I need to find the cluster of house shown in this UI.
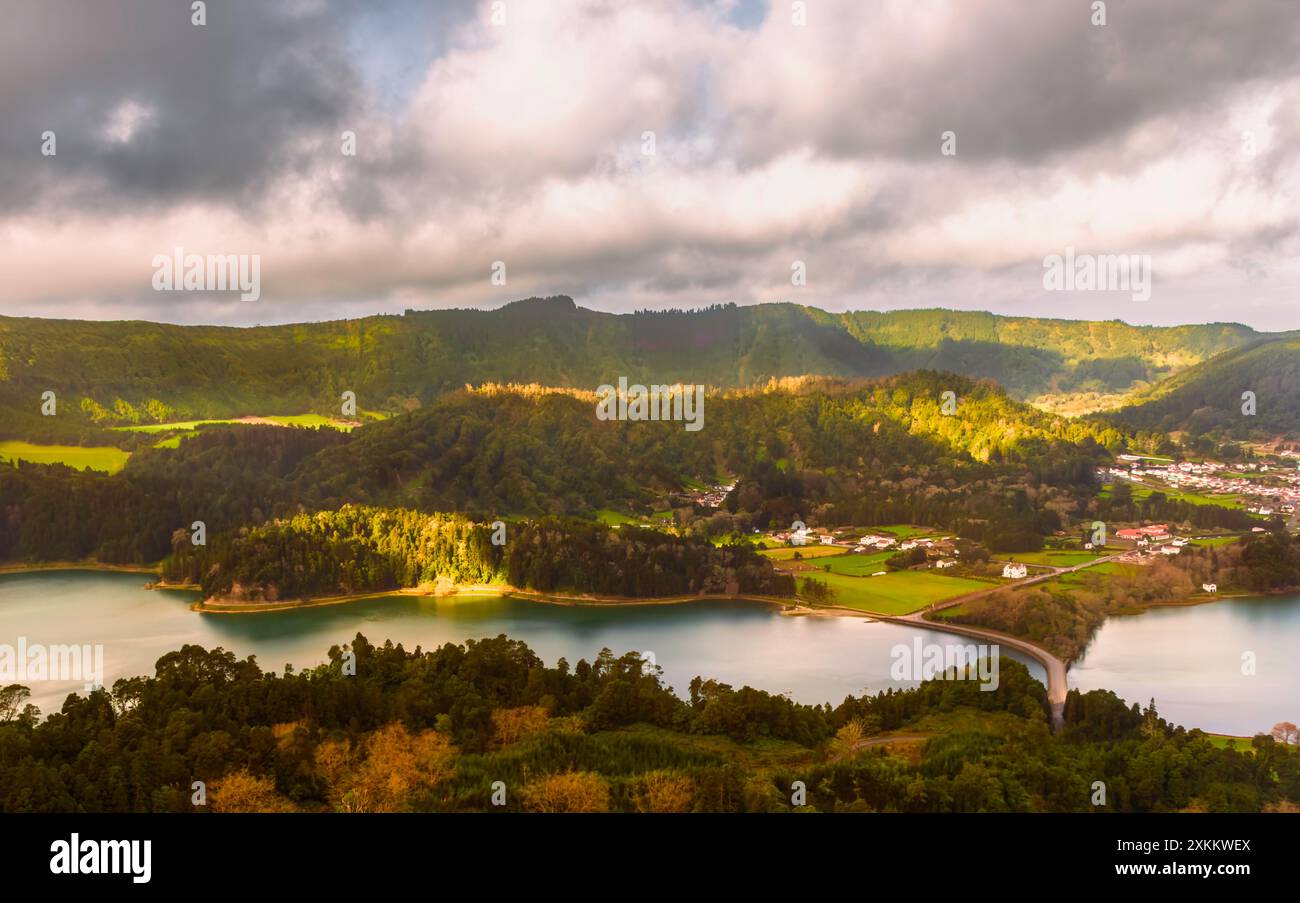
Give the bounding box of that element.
[683,480,737,509]
[768,527,960,571]
[1104,457,1300,516]
[1113,525,1224,594]
[1112,523,1190,559]
[769,525,840,546]
[866,533,960,570]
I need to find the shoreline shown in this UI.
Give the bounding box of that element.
[0,564,1271,741]
[192,583,809,614]
[0,561,159,576]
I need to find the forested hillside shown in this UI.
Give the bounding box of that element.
[0,373,1124,564]
[0,300,1259,443]
[1111,336,1300,439]
[1,637,1294,813]
[162,506,795,602]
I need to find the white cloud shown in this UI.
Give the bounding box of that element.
[3,0,1300,328]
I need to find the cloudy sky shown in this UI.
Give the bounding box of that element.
[2,0,1299,329]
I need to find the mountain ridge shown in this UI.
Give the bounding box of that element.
[0,298,1264,443]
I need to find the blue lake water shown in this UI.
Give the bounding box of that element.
[0,571,1042,715]
[4,571,1295,736]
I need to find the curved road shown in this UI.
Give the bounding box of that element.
[837,556,1123,731]
[878,610,1068,730]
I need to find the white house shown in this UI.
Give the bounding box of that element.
[1202,583,1218,593]
[1159,545,1181,555]
[1002,563,1028,579]
[935,559,957,569]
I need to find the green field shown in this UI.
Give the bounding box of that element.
[113,414,358,434]
[816,551,895,575]
[0,441,131,474]
[1051,560,1141,588]
[809,570,989,615]
[1205,734,1256,753]
[595,509,641,526]
[1190,536,1241,548]
[1099,482,1243,509]
[1002,550,1106,567]
[761,545,846,561]
[875,524,938,539]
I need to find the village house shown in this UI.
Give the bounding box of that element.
[1002,562,1028,579]
[1202,583,1218,593]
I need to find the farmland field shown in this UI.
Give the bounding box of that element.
[761,545,847,561]
[1002,550,1106,567]
[113,414,359,434]
[815,551,895,575]
[0,441,131,474]
[1098,482,1243,509]
[875,524,939,539]
[809,570,990,615]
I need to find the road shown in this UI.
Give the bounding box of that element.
[875,609,1070,730]
[864,555,1126,731]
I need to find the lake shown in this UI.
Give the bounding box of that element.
[0,570,1041,715]
[1068,595,1300,737]
[3,571,1296,736]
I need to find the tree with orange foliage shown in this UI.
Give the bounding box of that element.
[315,724,456,813]
[210,769,297,813]
[491,705,550,746]
[636,771,695,813]
[521,771,610,813]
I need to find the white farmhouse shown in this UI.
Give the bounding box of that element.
[1202,583,1218,593]
[1002,563,1028,579]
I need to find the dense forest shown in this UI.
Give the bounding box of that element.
[0,300,1261,444]
[0,636,1294,813]
[0,374,1123,564]
[162,506,795,601]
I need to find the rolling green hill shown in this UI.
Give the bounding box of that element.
[0,299,1260,443]
[0,373,1119,565]
[1110,335,1300,439]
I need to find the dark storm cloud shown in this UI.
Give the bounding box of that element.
[1,0,1298,330]
[0,0,364,213]
[727,0,1300,166]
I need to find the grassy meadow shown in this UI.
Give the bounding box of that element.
[0,440,131,474]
